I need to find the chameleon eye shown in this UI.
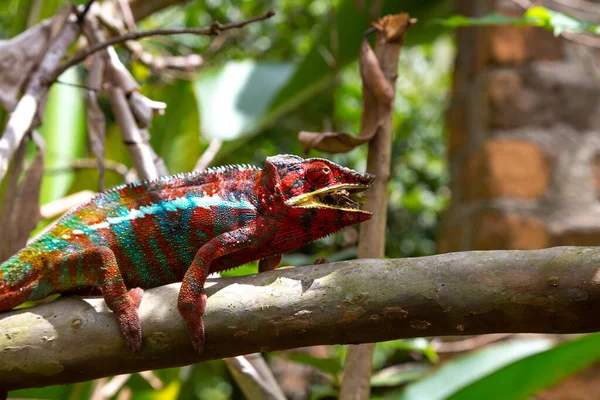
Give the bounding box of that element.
[307,164,331,183]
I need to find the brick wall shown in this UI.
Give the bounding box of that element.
[439,0,600,253]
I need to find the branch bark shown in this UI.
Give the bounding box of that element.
[2,247,600,391]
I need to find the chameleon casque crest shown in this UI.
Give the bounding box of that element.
[0,155,374,352]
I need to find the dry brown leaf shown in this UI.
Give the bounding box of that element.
[298,131,369,154]
[86,54,107,191]
[0,132,45,261]
[0,6,70,112]
[372,14,416,43]
[298,14,413,154]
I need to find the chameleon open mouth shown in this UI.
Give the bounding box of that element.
[285,184,371,213]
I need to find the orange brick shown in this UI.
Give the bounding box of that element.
[438,223,464,254]
[489,25,563,65]
[465,140,550,200]
[473,211,548,250]
[487,69,522,108]
[592,154,600,199]
[446,101,467,160]
[552,230,600,247]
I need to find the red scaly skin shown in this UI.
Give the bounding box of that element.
[0,155,374,352]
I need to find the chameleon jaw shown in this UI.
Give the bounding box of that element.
[285,184,371,214]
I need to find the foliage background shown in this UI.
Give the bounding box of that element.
[3,0,597,399]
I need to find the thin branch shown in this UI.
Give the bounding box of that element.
[194,138,223,171]
[38,190,96,220]
[51,10,275,81]
[3,247,600,391]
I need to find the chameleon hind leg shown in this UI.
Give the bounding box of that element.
[178,227,256,352]
[55,247,144,351]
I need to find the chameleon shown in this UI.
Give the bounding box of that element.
[0,154,374,352]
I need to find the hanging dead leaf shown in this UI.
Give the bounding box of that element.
[86,54,107,191]
[0,132,45,261]
[0,5,70,112]
[298,14,413,154]
[298,131,369,154]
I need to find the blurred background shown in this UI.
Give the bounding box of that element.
[3,0,600,398]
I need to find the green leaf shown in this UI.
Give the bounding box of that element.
[399,338,554,400]
[449,333,600,400]
[145,79,202,173]
[285,352,344,377]
[438,6,600,37]
[194,60,294,141]
[39,68,86,203]
[435,13,526,28]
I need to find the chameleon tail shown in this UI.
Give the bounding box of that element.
[0,254,40,312]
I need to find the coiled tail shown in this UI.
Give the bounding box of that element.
[0,253,42,312]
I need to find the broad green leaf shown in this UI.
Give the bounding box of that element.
[435,13,526,28]
[145,79,202,173]
[39,68,86,203]
[194,61,294,141]
[399,338,554,400]
[450,333,600,400]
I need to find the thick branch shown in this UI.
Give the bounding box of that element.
[3,247,600,391]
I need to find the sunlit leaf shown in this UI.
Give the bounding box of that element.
[194,61,294,141]
[399,338,554,400]
[450,333,600,400]
[145,80,203,173]
[39,67,86,203]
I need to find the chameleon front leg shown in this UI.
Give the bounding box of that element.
[57,247,144,351]
[178,227,257,352]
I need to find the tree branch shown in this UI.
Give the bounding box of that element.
[3,247,600,391]
[51,10,275,81]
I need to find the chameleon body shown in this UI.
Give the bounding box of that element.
[0,155,374,352]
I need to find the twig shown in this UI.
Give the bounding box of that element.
[194,138,223,171]
[96,12,205,74]
[431,334,513,353]
[38,190,96,220]
[44,158,131,181]
[51,10,275,81]
[107,86,159,180]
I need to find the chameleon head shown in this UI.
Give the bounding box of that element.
[264,154,375,224]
